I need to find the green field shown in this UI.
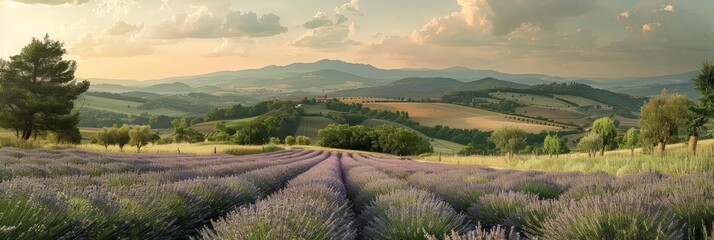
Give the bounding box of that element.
[300,104,338,115]
[191,116,261,134]
[294,116,337,145]
[362,119,465,154]
[79,95,188,116]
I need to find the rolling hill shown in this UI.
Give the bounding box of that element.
[609,82,700,100]
[331,77,528,99]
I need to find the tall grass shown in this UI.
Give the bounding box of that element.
[418,139,714,176]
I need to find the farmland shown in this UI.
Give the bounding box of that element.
[80,95,188,116]
[191,116,261,134]
[0,147,711,239]
[361,102,563,133]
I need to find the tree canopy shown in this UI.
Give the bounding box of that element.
[491,126,527,159]
[0,35,90,140]
[591,117,617,156]
[639,91,692,155]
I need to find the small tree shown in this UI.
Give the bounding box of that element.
[591,117,617,156]
[93,128,112,150]
[542,134,564,158]
[577,132,603,158]
[296,135,311,145]
[129,125,154,153]
[622,128,640,159]
[640,91,691,155]
[113,125,131,150]
[491,126,527,160]
[285,135,296,145]
[232,122,270,145]
[269,137,281,145]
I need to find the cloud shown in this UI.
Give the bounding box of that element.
[94,0,138,17]
[334,0,361,15]
[105,21,142,35]
[487,0,597,35]
[8,0,88,5]
[70,21,152,58]
[148,7,287,39]
[303,11,331,29]
[293,13,357,50]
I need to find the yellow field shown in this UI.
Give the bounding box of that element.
[337,97,403,104]
[361,102,562,133]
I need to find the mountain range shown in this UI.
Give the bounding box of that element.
[85,59,699,99]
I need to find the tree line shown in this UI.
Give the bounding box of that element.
[317,124,433,156]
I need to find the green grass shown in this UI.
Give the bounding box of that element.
[294,117,337,145]
[417,139,714,176]
[362,119,465,154]
[79,95,187,116]
[191,116,261,134]
[300,104,338,115]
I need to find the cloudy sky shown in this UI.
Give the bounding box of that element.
[1,0,713,80]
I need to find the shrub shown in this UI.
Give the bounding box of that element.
[469,192,539,230]
[296,135,311,145]
[361,189,469,240]
[285,136,296,145]
[269,137,281,145]
[539,196,683,239]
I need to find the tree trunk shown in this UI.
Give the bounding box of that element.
[600,147,605,157]
[630,148,635,160]
[507,152,512,161]
[657,142,666,156]
[689,135,699,156]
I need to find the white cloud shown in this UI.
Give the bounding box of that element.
[293,11,357,50]
[94,0,138,17]
[9,0,88,5]
[148,7,287,39]
[105,21,142,35]
[334,0,360,15]
[661,5,674,12]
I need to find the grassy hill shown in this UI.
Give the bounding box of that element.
[331,77,463,99]
[80,95,188,116]
[361,102,566,133]
[294,117,338,145]
[191,116,261,134]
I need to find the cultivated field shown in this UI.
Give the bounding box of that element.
[191,116,261,134]
[80,95,187,116]
[294,116,337,145]
[337,97,403,104]
[362,102,562,133]
[0,148,710,239]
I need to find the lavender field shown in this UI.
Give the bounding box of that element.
[0,147,712,239]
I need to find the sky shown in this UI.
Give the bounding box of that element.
[1,0,713,80]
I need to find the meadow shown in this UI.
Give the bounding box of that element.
[361,102,562,133]
[294,116,337,145]
[0,147,711,239]
[80,95,188,116]
[418,139,714,176]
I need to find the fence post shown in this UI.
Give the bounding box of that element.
[439,152,442,162]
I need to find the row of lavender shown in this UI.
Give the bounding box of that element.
[0,148,330,239]
[353,154,714,239]
[0,147,306,181]
[202,152,356,239]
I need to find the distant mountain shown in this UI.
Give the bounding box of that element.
[82,59,699,97]
[331,77,463,99]
[609,82,700,99]
[143,82,194,92]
